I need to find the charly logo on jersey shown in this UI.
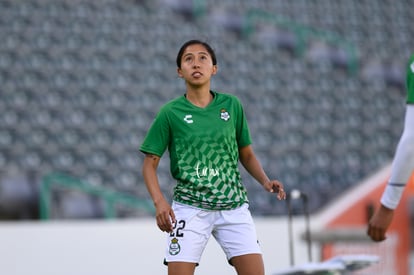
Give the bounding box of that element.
[220,109,230,121]
[169,238,181,255]
[183,114,193,124]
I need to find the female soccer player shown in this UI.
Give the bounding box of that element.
[367,54,414,242]
[140,39,286,275]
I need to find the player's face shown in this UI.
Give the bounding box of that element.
[177,44,217,86]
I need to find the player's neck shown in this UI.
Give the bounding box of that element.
[185,86,213,108]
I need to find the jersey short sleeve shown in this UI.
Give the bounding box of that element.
[234,96,252,148]
[140,106,170,157]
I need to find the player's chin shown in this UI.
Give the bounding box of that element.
[188,78,208,85]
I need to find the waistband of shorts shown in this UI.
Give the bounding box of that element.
[172,200,248,211]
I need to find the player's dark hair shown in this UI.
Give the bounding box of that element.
[176,39,217,68]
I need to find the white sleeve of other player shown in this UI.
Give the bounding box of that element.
[381,105,414,209]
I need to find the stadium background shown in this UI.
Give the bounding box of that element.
[0,0,413,274]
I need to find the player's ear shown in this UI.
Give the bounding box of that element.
[177,67,183,78]
[212,65,218,75]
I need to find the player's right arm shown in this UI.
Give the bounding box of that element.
[367,105,414,241]
[380,105,414,209]
[368,55,414,242]
[142,153,176,233]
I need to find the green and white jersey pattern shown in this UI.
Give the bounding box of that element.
[140,91,252,210]
[407,54,414,104]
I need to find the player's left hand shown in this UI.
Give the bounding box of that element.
[367,204,394,242]
[263,180,286,200]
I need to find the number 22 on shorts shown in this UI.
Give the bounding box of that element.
[170,220,186,237]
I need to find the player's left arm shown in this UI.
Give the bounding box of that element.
[239,145,286,200]
[380,104,414,209]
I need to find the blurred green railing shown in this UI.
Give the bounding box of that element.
[241,9,359,74]
[242,9,308,56]
[39,173,155,220]
[193,0,206,18]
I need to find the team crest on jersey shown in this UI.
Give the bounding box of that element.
[220,109,230,121]
[169,238,181,255]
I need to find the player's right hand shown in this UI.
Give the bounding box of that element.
[155,199,176,233]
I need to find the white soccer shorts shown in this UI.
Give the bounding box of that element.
[164,201,262,265]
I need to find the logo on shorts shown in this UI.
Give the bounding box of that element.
[169,238,181,255]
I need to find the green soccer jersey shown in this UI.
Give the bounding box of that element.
[407,54,414,104]
[140,91,252,210]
